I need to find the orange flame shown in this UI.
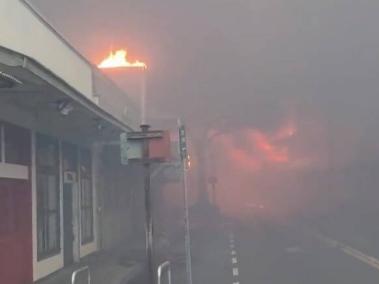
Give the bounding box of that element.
[249,131,289,163]
[98,49,147,69]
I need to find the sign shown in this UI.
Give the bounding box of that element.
[120,133,143,165]
[120,130,171,165]
[149,131,171,161]
[127,130,164,140]
[179,125,188,160]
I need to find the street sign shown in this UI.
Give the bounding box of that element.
[120,133,143,165]
[127,130,164,140]
[120,130,171,165]
[149,131,171,161]
[179,125,188,160]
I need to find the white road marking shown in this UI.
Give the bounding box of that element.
[317,233,379,271]
[230,232,240,283]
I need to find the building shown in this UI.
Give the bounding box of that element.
[0,1,142,283]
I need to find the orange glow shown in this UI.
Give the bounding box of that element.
[218,134,262,171]
[230,146,262,171]
[187,154,192,169]
[214,121,296,174]
[249,131,289,163]
[98,49,147,69]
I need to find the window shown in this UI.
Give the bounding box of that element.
[36,134,60,259]
[80,148,94,244]
[0,122,30,165]
[4,122,30,165]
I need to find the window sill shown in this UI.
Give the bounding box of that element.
[0,163,28,180]
[37,248,61,262]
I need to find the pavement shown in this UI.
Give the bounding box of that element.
[45,214,379,284]
[36,242,145,284]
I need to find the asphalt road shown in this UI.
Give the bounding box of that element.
[178,219,379,284]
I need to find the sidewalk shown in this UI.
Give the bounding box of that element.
[36,243,145,284]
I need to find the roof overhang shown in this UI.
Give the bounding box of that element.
[0,47,134,145]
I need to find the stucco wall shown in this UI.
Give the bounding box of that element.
[0,0,93,100]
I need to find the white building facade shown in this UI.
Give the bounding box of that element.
[0,1,141,283]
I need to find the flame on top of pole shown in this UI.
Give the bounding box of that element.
[98,49,147,69]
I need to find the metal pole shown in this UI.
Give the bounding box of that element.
[177,118,193,284]
[157,261,171,284]
[141,70,147,124]
[183,156,193,284]
[141,124,154,284]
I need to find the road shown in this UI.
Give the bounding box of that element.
[177,218,379,284]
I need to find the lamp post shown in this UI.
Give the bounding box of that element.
[141,68,147,124]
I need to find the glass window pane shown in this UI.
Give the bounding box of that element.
[80,148,91,178]
[36,133,60,258]
[36,134,58,168]
[47,176,57,211]
[37,223,44,254]
[80,148,93,244]
[62,142,77,172]
[48,214,58,249]
[4,122,30,165]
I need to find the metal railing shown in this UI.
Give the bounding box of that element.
[71,266,91,284]
[157,261,171,284]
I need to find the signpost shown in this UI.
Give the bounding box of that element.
[179,124,188,161]
[120,125,167,284]
[178,121,193,284]
[141,125,155,284]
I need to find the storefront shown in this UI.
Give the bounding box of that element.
[0,2,140,283]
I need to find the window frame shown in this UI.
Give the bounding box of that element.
[79,148,94,245]
[3,122,31,166]
[36,133,61,260]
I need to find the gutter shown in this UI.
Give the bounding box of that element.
[16,0,138,131]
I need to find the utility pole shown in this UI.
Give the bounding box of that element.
[182,160,193,284]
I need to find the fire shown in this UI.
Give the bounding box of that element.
[98,49,147,69]
[249,131,289,163]
[215,121,297,172]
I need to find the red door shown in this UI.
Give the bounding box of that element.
[0,178,32,284]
